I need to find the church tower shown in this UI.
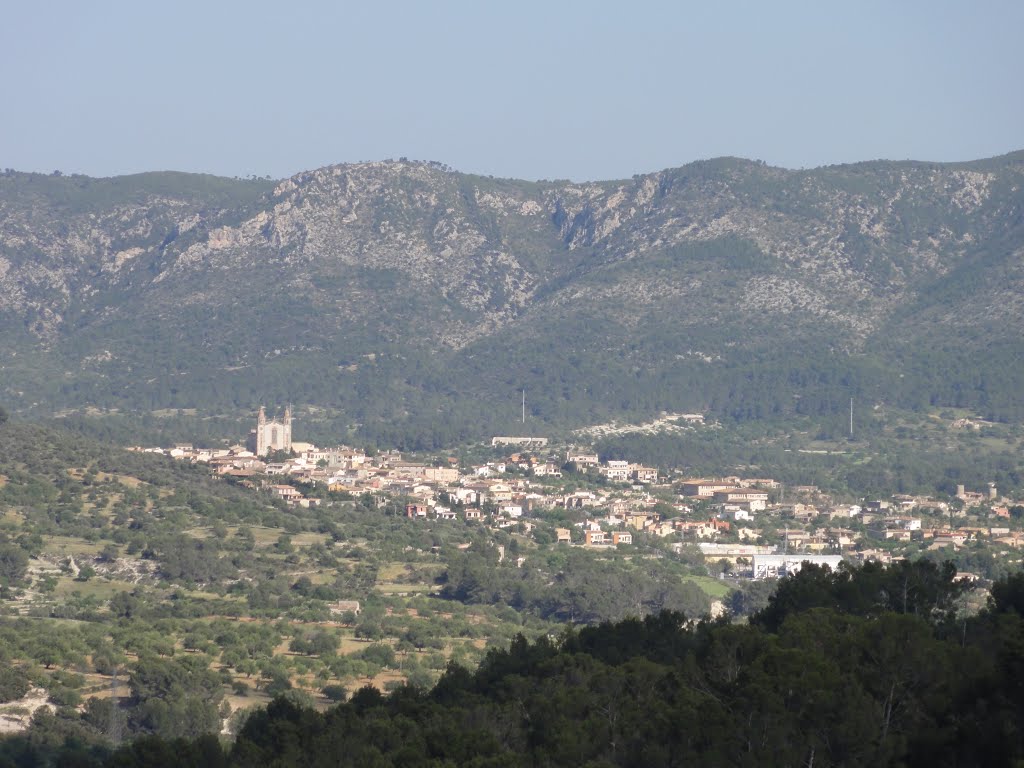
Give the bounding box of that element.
[255,406,267,456]
[251,405,293,457]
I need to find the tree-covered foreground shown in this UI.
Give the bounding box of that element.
[6,560,1024,767]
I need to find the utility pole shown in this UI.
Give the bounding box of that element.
[522,389,526,425]
[849,398,854,438]
[110,667,121,747]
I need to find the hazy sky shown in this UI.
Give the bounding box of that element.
[2,0,1021,181]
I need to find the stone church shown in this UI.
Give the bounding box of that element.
[248,406,293,456]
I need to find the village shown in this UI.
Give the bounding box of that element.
[130,409,1024,583]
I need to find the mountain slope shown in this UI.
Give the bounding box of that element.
[1,153,1023,443]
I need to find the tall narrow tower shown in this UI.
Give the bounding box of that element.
[256,406,267,456]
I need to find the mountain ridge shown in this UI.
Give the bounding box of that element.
[2,152,1023,443]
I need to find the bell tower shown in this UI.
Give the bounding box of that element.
[252,405,293,457]
[255,406,267,456]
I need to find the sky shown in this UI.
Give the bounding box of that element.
[2,0,1022,182]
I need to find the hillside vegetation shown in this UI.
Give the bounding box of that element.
[0,421,714,751]
[10,562,1024,767]
[2,154,1024,446]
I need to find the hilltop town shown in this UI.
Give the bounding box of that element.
[134,409,1024,584]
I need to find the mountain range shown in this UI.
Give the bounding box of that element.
[2,152,1023,446]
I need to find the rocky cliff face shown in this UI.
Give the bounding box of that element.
[2,153,1023,433]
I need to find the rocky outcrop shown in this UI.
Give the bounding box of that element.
[1,152,1022,421]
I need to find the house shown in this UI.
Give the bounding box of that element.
[827,528,859,550]
[423,467,460,484]
[996,534,1024,548]
[585,530,608,546]
[713,488,769,511]
[464,508,483,521]
[803,533,831,552]
[647,521,677,537]
[890,516,922,531]
[555,527,572,544]
[626,512,654,530]
[680,479,734,498]
[826,505,860,520]
[566,450,600,468]
[928,529,969,547]
[329,600,361,617]
[451,487,480,505]
[856,549,896,565]
[487,483,514,502]
[630,465,659,484]
[410,483,434,499]
[562,491,598,509]
[612,531,633,545]
[892,495,918,511]
[601,461,631,483]
[405,503,429,518]
[730,507,752,522]
[609,500,630,516]
[679,518,729,539]
[270,485,303,501]
[699,542,776,564]
[526,492,556,510]
[752,554,844,580]
[532,462,562,478]
[778,528,808,548]
[792,508,821,524]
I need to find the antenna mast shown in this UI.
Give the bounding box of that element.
[110,666,121,747]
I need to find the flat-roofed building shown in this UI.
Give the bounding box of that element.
[752,554,844,580]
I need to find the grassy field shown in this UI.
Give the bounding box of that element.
[685,575,733,599]
[43,536,106,557]
[54,577,139,599]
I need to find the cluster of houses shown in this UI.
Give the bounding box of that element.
[135,441,668,543]
[134,437,1022,577]
[677,477,1023,576]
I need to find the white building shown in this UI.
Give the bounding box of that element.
[249,406,293,456]
[751,554,844,580]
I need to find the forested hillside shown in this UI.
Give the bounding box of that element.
[3,152,1024,447]
[10,561,1024,767]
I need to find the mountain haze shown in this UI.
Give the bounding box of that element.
[2,153,1023,445]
